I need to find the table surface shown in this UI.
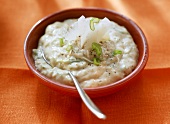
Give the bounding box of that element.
[0,0,170,123]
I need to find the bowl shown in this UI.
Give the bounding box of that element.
[24,8,148,98]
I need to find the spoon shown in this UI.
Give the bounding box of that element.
[68,71,106,119]
[40,47,106,119]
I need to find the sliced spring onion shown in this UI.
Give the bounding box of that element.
[59,38,64,47]
[92,42,102,57]
[66,45,73,52]
[90,18,100,31]
[93,58,100,66]
[113,50,122,56]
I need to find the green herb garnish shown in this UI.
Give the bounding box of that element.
[59,38,64,47]
[66,45,73,52]
[90,18,100,31]
[93,57,100,66]
[92,42,102,57]
[113,50,122,56]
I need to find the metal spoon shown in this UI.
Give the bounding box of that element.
[68,71,106,119]
[40,48,106,119]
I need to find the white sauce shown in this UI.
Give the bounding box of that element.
[33,16,139,88]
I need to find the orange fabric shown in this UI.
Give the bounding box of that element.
[0,0,170,123]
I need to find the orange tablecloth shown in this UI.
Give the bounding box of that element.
[0,0,170,123]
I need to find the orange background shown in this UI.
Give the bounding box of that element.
[0,0,170,123]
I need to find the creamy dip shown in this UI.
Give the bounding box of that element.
[33,16,139,88]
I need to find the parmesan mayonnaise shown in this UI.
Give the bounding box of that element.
[33,16,139,88]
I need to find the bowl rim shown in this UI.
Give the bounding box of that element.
[24,7,149,93]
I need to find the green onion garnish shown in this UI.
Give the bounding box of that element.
[66,45,73,52]
[59,38,64,47]
[92,42,102,57]
[113,50,122,56]
[90,18,100,31]
[93,58,100,66]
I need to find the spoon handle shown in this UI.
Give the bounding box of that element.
[68,71,106,119]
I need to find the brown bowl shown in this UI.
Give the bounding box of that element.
[24,8,148,98]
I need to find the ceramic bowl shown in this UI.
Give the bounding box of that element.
[24,8,148,97]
